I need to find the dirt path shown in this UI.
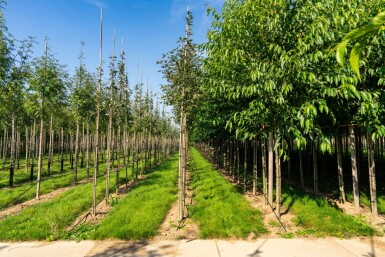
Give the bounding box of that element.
[0,177,92,220]
[155,168,199,240]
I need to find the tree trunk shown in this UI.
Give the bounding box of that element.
[25,126,29,174]
[74,121,80,184]
[243,141,247,192]
[313,141,318,194]
[253,140,258,195]
[275,142,281,218]
[86,122,90,177]
[2,127,8,171]
[349,125,360,213]
[116,126,121,194]
[262,139,267,205]
[336,131,346,203]
[9,116,15,187]
[36,102,44,200]
[47,114,53,176]
[299,149,304,188]
[268,132,274,205]
[367,134,378,218]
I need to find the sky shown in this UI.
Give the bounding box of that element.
[3,0,224,99]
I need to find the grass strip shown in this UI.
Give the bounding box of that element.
[92,154,179,240]
[282,186,379,237]
[189,147,267,239]
[0,175,110,241]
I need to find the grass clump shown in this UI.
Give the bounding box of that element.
[282,187,379,237]
[189,147,267,239]
[92,154,179,240]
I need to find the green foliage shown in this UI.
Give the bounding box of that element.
[335,11,385,79]
[193,0,385,150]
[189,148,267,238]
[158,9,202,123]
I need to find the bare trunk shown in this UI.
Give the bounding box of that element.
[299,150,304,188]
[367,134,378,218]
[47,114,53,176]
[349,125,360,213]
[313,141,318,194]
[74,121,80,184]
[36,105,44,200]
[25,126,29,174]
[252,140,258,195]
[336,131,346,203]
[268,132,274,205]
[86,122,90,177]
[9,116,15,187]
[275,142,281,218]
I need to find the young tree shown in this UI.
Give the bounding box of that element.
[28,41,68,199]
[158,8,202,221]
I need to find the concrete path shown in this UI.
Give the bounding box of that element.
[0,238,385,257]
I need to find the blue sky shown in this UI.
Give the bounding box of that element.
[4,0,223,97]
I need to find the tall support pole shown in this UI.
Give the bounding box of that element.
[93,8,103,216]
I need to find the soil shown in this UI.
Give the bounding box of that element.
[155,168,200,240]
[0,177,92,220]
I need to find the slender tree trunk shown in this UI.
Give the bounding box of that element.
[36,100,44,200]
[25,126,29,174]
[116,126,121,194]
[93,8,102,216]
[313,141,318,194]
[74,121,80,184]
[275,142,281,218]
[47,114,53,176]
[262,140,267,205]
[86,122,90,177]
[2,127,8,170]
[268,132,274,205]
[299,150,304,188]
[9,115,15,187]
[336,131,346,203]
[367,134,378,218]
[349,125,360,213]
[253,140,258,195]
[244,141,247,192]
[30,121,36,181]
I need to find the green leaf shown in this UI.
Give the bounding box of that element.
[336,40,349,66]
[349,39,364,80]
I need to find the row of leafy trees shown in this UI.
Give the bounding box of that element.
[160,1,385,220]
[0,2,179,213]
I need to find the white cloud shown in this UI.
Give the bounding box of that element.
[85,0,106,8]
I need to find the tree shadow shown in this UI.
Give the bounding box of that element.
[363,236,376,257]
[247,239,268,257]
[87,240,175,257]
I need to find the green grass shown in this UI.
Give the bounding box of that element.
[92,154,179,240]
[0,153,140,210]
[282,186,379,237]
[189,147,267,239]
[0,175,110,241]
[0,152,164,241]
